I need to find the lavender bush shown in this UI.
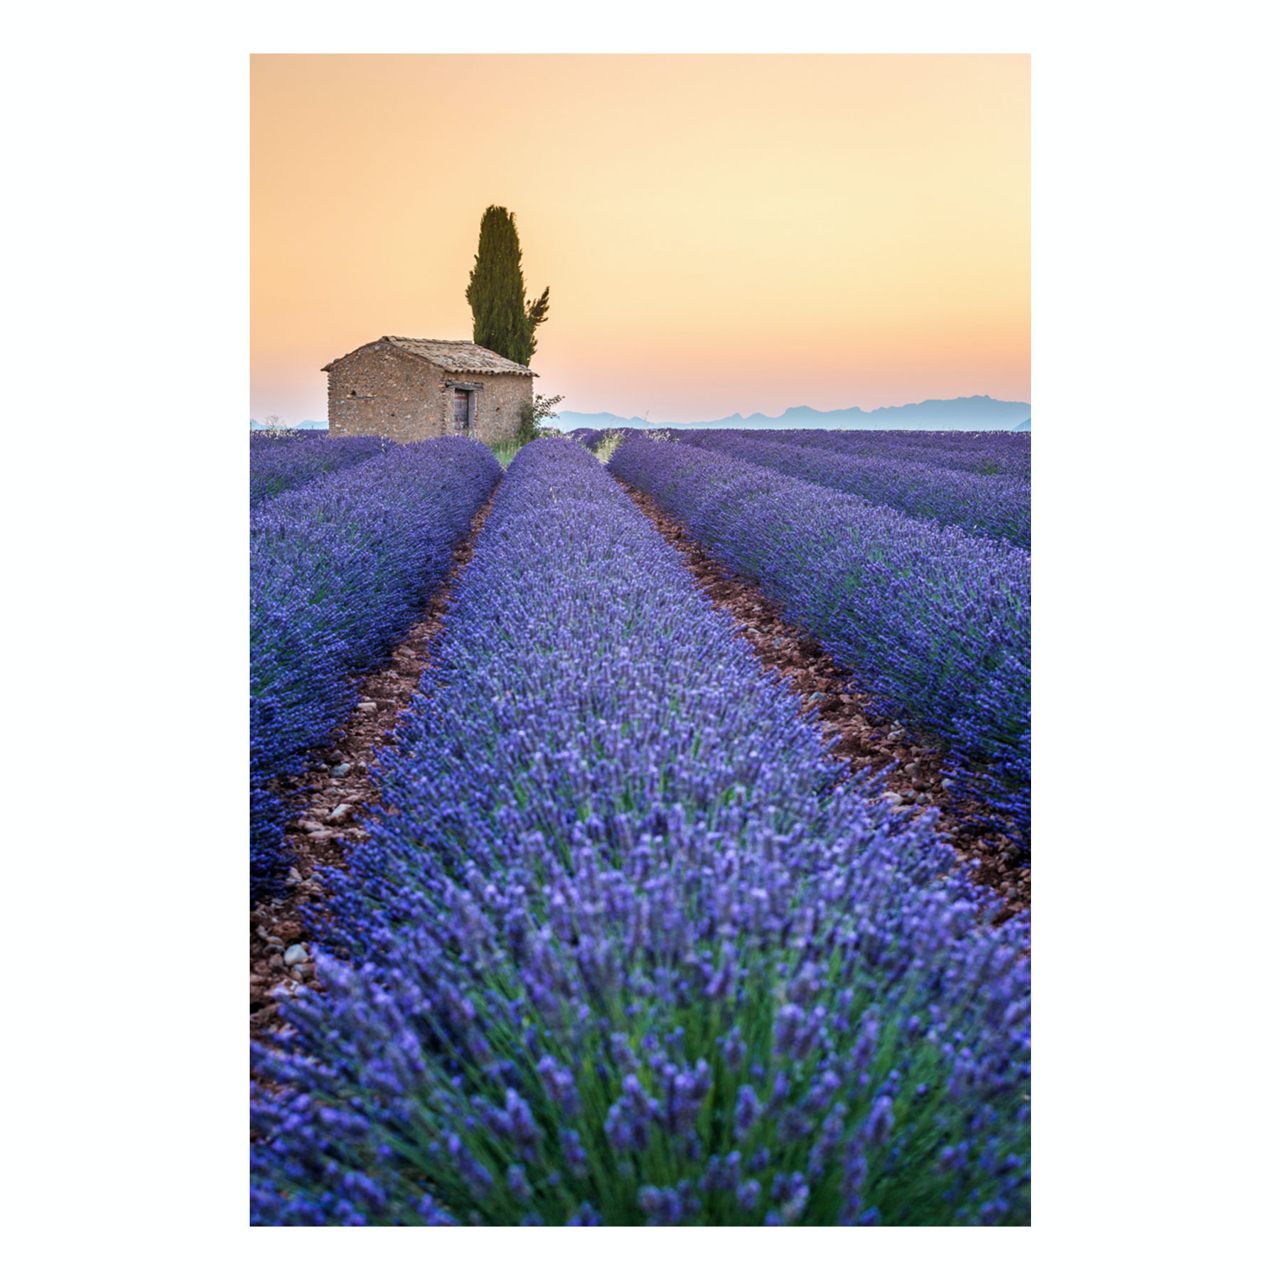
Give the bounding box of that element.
[688,433,1030,548]
[250,438,501,896]
[251,439,1030,1225]
[250,433,392,507]
[737,429,1031,480]
[610,437,1030,846]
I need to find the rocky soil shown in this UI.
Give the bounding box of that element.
[620,481,1030,919]
[249,499,494,1035]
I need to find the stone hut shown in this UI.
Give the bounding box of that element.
[322,336,535,444]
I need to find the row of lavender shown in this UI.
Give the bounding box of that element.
[250,438,501,897]
[567,426,1029,479]
[252,439,1030,1225]
[764,428,1030,479]
[610,437,1031,846]
[249,432,391,507]
[684,432,1030,548]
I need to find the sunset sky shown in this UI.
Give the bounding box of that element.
[251,55,1028,425]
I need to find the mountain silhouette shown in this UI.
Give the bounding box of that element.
[552,395,1031,433]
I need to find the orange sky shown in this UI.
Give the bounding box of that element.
[251,54,1028,424]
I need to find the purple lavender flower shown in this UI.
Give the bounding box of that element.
[773,1004,804,1056]
[864,1094,896,1147]
[561,1129,589,1178]
[537,1055,580,1115]
[734,1085,762,1140]
[414,1194,457,1226]
[605,1075,659,1154]
[772,1172,810,1224]
[851,1014,880,1074]
[638,1185,683,1226]
[722,1025,747,1070]
[507,1164,532,1203]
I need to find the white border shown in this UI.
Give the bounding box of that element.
[6,2,1275,1274]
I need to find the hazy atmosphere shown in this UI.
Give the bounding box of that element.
[251,54,1029,426]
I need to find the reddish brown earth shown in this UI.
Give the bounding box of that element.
[619,481,1030,919]
[249,498,494,1035]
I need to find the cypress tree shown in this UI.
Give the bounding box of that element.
[465,206,549,366]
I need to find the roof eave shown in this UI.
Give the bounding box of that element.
[322,336,535,377]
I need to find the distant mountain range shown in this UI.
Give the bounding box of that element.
[551,396,1031,433]
[249,398,1032,436]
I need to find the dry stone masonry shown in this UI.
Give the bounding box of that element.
[323,336,534,445]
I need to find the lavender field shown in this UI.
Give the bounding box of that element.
[249,431,393,507]
[249,428,1031,1226]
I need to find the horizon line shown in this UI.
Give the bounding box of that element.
[251,392,1032,430]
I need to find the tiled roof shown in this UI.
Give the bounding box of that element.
[323,337,535,376]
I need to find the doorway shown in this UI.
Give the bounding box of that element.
[453,388,474,434]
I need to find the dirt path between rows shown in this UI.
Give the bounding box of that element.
[249,496,495,1036]
[619,481,1029,919]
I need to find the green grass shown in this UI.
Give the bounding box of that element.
[489,441,522,469]
[592,430,626,463]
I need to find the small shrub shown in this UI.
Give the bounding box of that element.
[515,392,565,446]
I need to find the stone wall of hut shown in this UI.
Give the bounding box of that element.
[327,347,531,444]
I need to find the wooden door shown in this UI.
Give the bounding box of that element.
[453,389,471,433]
